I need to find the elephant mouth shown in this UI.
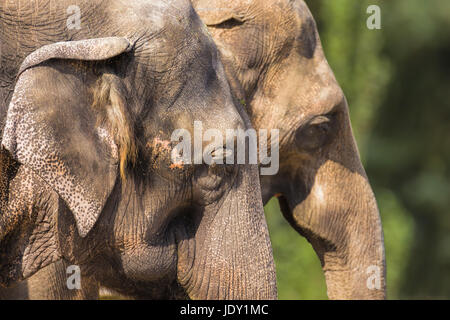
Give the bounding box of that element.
[276,194,295,227]
[276,193,310,239]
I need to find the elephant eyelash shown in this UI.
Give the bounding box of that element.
[294,113,337,151]
[210,18,244,29]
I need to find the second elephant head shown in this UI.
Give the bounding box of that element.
[193,0,386,299]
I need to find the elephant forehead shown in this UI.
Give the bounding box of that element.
[117,0,200,33]
[117,0,216,64]
[288,0,319,57]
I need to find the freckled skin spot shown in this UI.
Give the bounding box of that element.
[149,137,186,170]
[169,162,185,170]
[152,137,172,152]
[313,183,325,204]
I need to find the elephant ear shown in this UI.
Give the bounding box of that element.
[193,0,245,26]
[2,37,133,237]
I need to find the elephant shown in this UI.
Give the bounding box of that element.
[0,0,277,300]
[190,0,386,299]
[2,0,386,300]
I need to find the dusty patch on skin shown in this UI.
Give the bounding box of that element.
[97,127,119,161]
[169,162,185,170]
[148,137,186,170]
[313,183,325,205]
[151,137,172,152]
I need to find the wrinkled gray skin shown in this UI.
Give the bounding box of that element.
[3,0,386,300]
[191,0,386,299]
[0,0,277,300]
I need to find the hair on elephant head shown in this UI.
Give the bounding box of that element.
[0,0,276,300]
[91,71,137,181]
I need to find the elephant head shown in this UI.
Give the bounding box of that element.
[193,0,386,299]
[0,0,276,299]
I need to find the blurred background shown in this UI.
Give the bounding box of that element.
[264,0,450,299]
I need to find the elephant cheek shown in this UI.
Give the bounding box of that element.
[283,160,386,300]
[118,238,178,283]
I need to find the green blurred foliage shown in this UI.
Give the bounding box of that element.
[265,199,327,299]
[264,0,450,299]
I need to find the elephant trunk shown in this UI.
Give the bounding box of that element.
[279,105,386,299]
[281,162,386,299]
[177,164,277,299]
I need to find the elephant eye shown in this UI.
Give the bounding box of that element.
[295,114,336,151]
